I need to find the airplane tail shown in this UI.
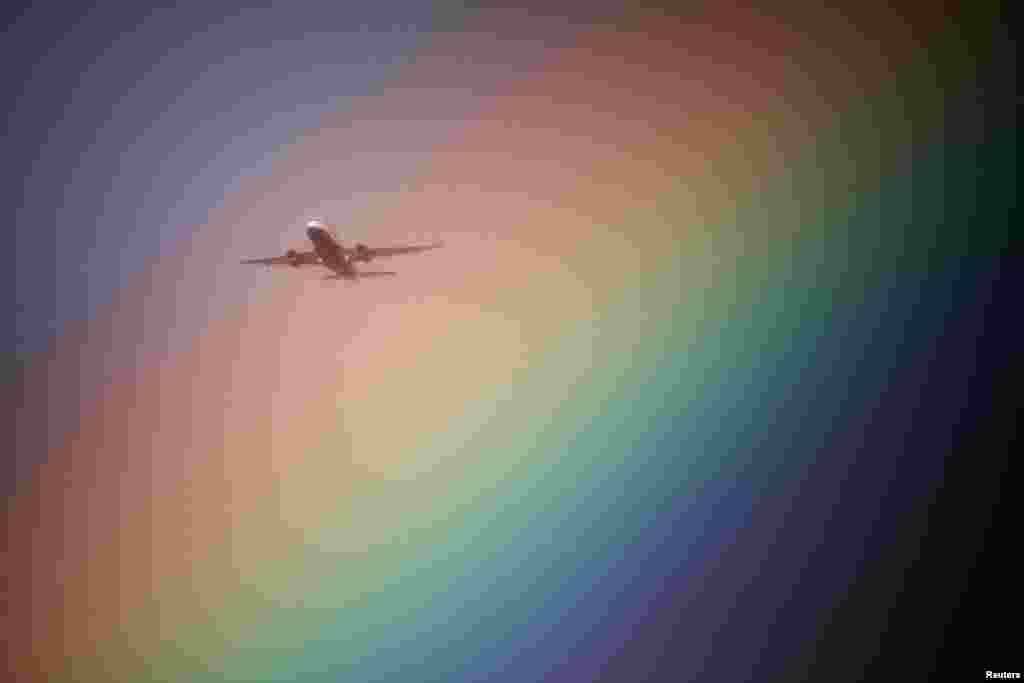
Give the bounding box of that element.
[322,271,397,281]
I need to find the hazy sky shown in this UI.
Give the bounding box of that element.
[5,5,1013,682]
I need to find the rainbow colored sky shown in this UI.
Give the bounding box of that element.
[7,5,1014,682]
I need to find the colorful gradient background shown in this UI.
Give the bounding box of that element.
[6,4,1017,682]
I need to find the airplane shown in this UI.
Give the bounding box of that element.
[241,219,444,280]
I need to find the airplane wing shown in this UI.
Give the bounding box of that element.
[240,250,320,267]
[361,242,444,259]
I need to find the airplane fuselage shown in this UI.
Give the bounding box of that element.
[307,227,357,278]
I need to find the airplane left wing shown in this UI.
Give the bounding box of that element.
[240,250,320,267]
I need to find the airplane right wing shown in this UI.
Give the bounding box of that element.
[361,242,444,259]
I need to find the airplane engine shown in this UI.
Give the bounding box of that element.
[285,249,301,267]
[354,244,372,262]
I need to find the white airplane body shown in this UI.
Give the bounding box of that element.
[241,219,443,280]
